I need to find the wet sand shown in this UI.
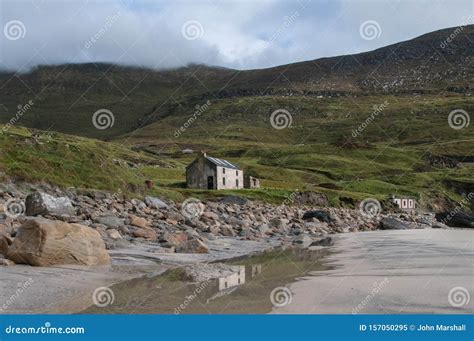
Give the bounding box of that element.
[0,238,278,314]
[272,229,474,314]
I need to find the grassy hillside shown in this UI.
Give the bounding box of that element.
[0,26,472,139]
[0,26,472,209]
[119,94,474,208]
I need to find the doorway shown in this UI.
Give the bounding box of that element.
[207,176,214,189]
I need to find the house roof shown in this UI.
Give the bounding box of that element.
[205,155,240,170]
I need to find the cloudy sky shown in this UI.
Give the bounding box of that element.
[0,0,472,72]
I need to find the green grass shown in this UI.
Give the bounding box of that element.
[1,93,472,210]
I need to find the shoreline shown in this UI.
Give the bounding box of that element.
[0,237,280,314]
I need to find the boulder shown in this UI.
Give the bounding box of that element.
[292,234,313,245]
[0,257,15,266]
[7,218,110,266]
[0,233,12,256]
[145,196,169,209]
[160,231,188,246]
[202,211,219,220]
[129,214,149,229]
[435,212,474,228]
[107,229,122,240]
[310,236,333,246]
[302,210,333,223]
[219,195,248,206]
[292,192,329,206]
[164,211,185,223]
[94,215,124,229]
[379,217,409,230]
[176,239,209,254]
[220,225,235,237]
[25,192,75,216]
[132,228,157,240]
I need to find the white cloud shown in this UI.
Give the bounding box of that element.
[0,0,472,72]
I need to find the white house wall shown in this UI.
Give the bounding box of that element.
[216,166,244,190]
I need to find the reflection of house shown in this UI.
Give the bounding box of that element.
[186,152,244,190]
[393,197,416,210]
[244,176,260,189]
[246,264,262,279]
[218,265,245,291]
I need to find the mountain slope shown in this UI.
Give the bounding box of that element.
[0,25,472,139]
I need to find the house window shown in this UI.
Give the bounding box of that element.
[223,177,226,185]
[236,179,239,187]
[223,168,225,174]
[236,170,238,175]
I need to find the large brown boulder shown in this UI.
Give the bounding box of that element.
[7,218,110,266]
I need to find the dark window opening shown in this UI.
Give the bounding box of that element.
[223,168,225,174]
[223,177,226,185]
[236,179,239,187]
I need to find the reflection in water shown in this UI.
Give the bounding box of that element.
[81,247,330,314]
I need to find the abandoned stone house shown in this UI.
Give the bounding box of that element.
[244,176,260,189]
[392,196,416,210]
[186,153,244,190]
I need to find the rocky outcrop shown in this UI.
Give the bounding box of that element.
[435,211,474,228]
[379,217,409,230]
[176,239,209,254]
[7,218,110,266]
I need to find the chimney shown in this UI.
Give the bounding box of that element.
[201,150,207,157]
